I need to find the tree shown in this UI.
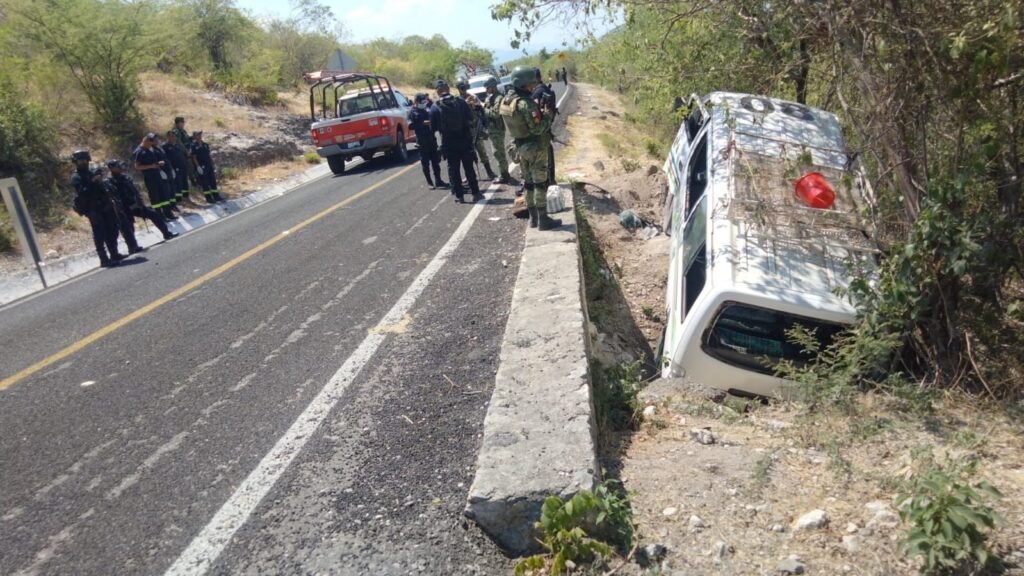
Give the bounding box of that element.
[3,0,152,141]
[187,0,251,72]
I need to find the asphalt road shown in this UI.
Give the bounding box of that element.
[0,82,571,576]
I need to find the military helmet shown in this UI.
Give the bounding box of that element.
[510,66,537,90]
[483,76,498,89]
[71,149,91,162]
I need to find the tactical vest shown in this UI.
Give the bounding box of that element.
[499,94,531,139]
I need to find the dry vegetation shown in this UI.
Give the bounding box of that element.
[559,84,1024,575]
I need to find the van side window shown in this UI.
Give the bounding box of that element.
[685,106,704,140]
[679,194,708,320]
[686,132,708,217]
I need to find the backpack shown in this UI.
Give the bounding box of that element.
[435,96,465,134]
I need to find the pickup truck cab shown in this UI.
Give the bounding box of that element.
[659,92,876,397]
[309,73,416,175]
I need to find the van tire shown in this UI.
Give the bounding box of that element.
[391,128,408,163]
[327,155,346,175]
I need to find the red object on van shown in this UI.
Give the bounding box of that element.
[794,172,835,209]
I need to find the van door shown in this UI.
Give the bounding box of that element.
[663,98,707,232]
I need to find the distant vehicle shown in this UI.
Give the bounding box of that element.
[466,74,511,100]
[308,73,416,175]
[658,92,876,398]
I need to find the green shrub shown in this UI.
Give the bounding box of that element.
[897,459,1002,574]
[302,151,321,164]
[219,166,241,181]
[643,138,663,158]
[621,158,641,173]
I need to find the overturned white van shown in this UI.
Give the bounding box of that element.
[659,92,875,397]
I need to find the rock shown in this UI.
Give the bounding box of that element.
[866,509,901,531]
[619,209,643,230]
[864,500,891,515]
[711,540,732,560]
[776,558,807,574]
[769,523,785,533]
[793,509,829,531]
[662,506,678,517]
[688,515,706,530]
[607,110,621,117]
[646,165,659,176]
[644,543,668,561]
[765,419,790,431]
[846,522,859,533]
[642,405,657,418]
[211,133,301,170]
[591,105,599,110]
[593,160,605,172]
[639,226,661,241]
[842,535,861,553]
[689,427,716,445]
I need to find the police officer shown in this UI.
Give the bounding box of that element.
[171,116,197,187]
[69,150,126,267]
[431,79,481,204]
[105,160,178,242]
[500,66,562,230]
[482,76,513,184]
[189,130,224,203]
[133,133,177,221]
[408,93,448,189]
[532,69,559,184]
[455,78,470,100]
[151,134,181,215]
[164,130,190,204]
[466,94,498,181]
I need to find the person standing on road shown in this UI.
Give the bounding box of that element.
[562,66,568,86]
[164,130,191,204]
[105,160,178,242]
[189,131,224,204]
[151,134,181,215]
[501,66,562,230]
[431,80,481,204]
[408,93,449,189]
[532,70,559,185]
[465,94,498,181]
[482,76,513,185]
[171,116,197,189]
[69,150,126,267]
[133,133,177,221]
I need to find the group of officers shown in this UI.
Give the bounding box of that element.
[406,65,562,230]
[68,116,223,267]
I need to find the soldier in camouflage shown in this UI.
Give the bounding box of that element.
[500,66,562,230]
[482,76,513,184]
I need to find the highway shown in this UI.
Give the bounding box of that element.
[0,81,572,575]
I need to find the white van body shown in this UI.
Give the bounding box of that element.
[660,92,875,397]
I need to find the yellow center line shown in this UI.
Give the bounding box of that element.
[0,165,417,392]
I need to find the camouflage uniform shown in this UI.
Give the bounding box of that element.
[483,91,511,180]
[501,87,560,229]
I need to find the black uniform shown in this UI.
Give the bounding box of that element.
[189,141,221,202]
[431,94,480,201]
[132,145,174,213]
[532,83,558,183]
[105,172,176,240]
[70,167,123,265]
[162,142,189,203]
[408,104,446,187]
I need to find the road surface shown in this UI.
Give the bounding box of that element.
[0,82,572,576]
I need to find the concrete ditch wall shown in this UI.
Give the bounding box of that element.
[464,193,600,555]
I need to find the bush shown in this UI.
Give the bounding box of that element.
[898,458,1002,574]
[303,151,321,164]
[218,166,240,181]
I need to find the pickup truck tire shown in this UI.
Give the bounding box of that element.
[390,128,408,163]
[327,155,346,175]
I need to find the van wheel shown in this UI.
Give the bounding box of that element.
[391,129,408,163]
[327,155,346,175]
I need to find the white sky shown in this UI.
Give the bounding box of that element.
[235,0,614,62]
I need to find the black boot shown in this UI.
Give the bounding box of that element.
[434,169,449,188]
[162,207,178,221]
[537,207,562,230]
[528,207,538,228]
[485,165,497,180]
[423,166,434,188]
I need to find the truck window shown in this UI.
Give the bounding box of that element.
[685,105,704,140]
[701,302,846,376]
[685,131,708,217]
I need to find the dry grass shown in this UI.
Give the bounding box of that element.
[138,72,273,136]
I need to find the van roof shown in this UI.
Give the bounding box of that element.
[702,93,875,314]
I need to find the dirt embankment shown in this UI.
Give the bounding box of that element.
[558,83,1024,576]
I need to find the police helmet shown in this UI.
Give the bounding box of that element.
[435,79,449,90]
[510,66,537,90]
[106,159,126,171]
[71,149,91,162]
[192,130,203,138]
[455,77,469,90]
[483,76,499,89]
[414,93,428,104]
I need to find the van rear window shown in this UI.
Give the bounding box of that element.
[702,302,846,375]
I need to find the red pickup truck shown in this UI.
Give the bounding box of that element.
[308,73,416,175]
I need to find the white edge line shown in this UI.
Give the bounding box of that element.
[163,184,499,576]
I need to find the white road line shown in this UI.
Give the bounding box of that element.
[164,185,499,576]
